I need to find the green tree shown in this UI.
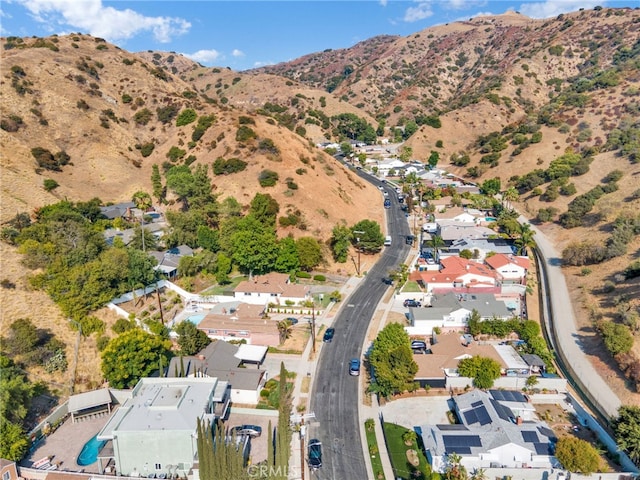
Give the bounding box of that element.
[132,190,152,213]
[0,420,29,461]
[296,237,323,271]
[151,164,164,202]
[514,222,536,256]
[274,236,300,273]
[330,224,352,263]
[351,220,385,253]
[101,329,172,388]
[430,234,445,264]
[555,437,602,474]
[249,193,279,226]
[612,405,640,465]
[230,218,278,274]
[457,356,501,389]
[277,320,293,345]
[368,322,418,397]
[174,320,211,356]
[481,177,502,196]
[428,150,440,168]
[216,253,232,284]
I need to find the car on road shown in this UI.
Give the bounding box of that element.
[284,317,299,325]
[403,299,421,308]
[405,235,415,246]
[308,439,322,470]
[323,328,335,343]
[349,358,361,376]
[378,185,384,191]
[384,199,391,209]
[232,425,262,438]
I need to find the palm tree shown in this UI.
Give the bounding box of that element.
[515,222,536,256]
[502,186,520,211]
[276,320,293,345]
[471,467,487,480]
[431,234,445,264]
[132,191,153,252]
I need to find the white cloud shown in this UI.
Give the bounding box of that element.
[404,0,434,22]
[379,0,388,6]
[15,0,190,42]
[232,49,245,58]
[183,49,221,65]
[518,0,604,19]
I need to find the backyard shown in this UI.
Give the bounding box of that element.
[382,422,433,480]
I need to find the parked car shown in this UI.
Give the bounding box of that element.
[403,299,421,308]
[323,328,335,343]
[232,425,262,438]
[411,340,427,350]
[378,185,385,191]
[284,317,299,325]
[405,235,415,246]
[349,358,361,376]
[308,439,322,470]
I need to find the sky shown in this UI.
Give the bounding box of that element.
[1,0,635,71]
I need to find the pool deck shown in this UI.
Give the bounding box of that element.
[22,412,112,473]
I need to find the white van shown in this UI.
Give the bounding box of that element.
[384,235,392,246]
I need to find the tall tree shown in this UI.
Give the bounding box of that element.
[274,236,300,273]
[351,220,385,253]
[151,164,164,203]
[174,320,211,356]
[330,224,352,263]
[612,405,640,465]
[368,322,418,397]
[515,222,536,256]
[296,237,323,271]
[101,329,172,388]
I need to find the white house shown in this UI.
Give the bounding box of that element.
[485,253,531,284]
[420,389,558,473]
[233,272,310,306]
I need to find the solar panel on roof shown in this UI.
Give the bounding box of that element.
[464,409,478,424]
[476,406,491,425]
[490,389,526,403]
[443,435,482,447]
[448,447,472,454]
[438,424,469,431]
[471,400,483,407]
[522,431,539,443]
[534,442,551,455]
[489,398,513,422]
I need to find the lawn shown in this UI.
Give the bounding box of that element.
[382,422,432,480]
[401,281,423,293]
[364,419,386,480]
[198,275,245,296]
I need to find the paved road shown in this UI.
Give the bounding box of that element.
[309,172,410,479]
[524,216,622,419]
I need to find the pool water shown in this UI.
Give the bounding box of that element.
[186,313,206,326]
[77,434,106,466]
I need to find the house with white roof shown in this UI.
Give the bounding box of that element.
[96,376,230,477]
[419,389,558,473]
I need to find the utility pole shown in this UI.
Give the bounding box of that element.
[291,412,315,480]
[311,301,316,354]
[353,230,365,276]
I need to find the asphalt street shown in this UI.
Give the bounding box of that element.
[309,171,411,479]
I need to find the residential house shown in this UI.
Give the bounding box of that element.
[196,303,280,346]
[438,224,497,246]
[485,253,531,284]
[96,377,230,477]
[103,222,165,247]
[167,341,267,405]
[412,333,509,388]
[148,245,194,278]
[410,256,499,293]
[99,202,136,220]
[419,389,558,473]
[233,272,310,306]
[445,238,515,261]
[0,460,19,480]
[405,292,513,336]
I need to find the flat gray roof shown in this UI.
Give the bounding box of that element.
[68,388,112,413]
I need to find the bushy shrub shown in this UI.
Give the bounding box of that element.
[258,169,279,187]
[156,104,179,124]
[43,179,59,191]
[313,275,326,282]
[296,271,311,279]
[139,142,155,157]
[176,108,197,126]
[213,157,247,175]
[134,108,153,125]
[166,146,186,162]
[236,125,257,142]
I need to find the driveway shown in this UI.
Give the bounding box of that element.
[379,395,451,429]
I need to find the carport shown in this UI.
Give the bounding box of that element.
[68,388,112,423]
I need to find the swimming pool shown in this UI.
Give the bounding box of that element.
[77,434,106,466]
[185,313,206,326]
